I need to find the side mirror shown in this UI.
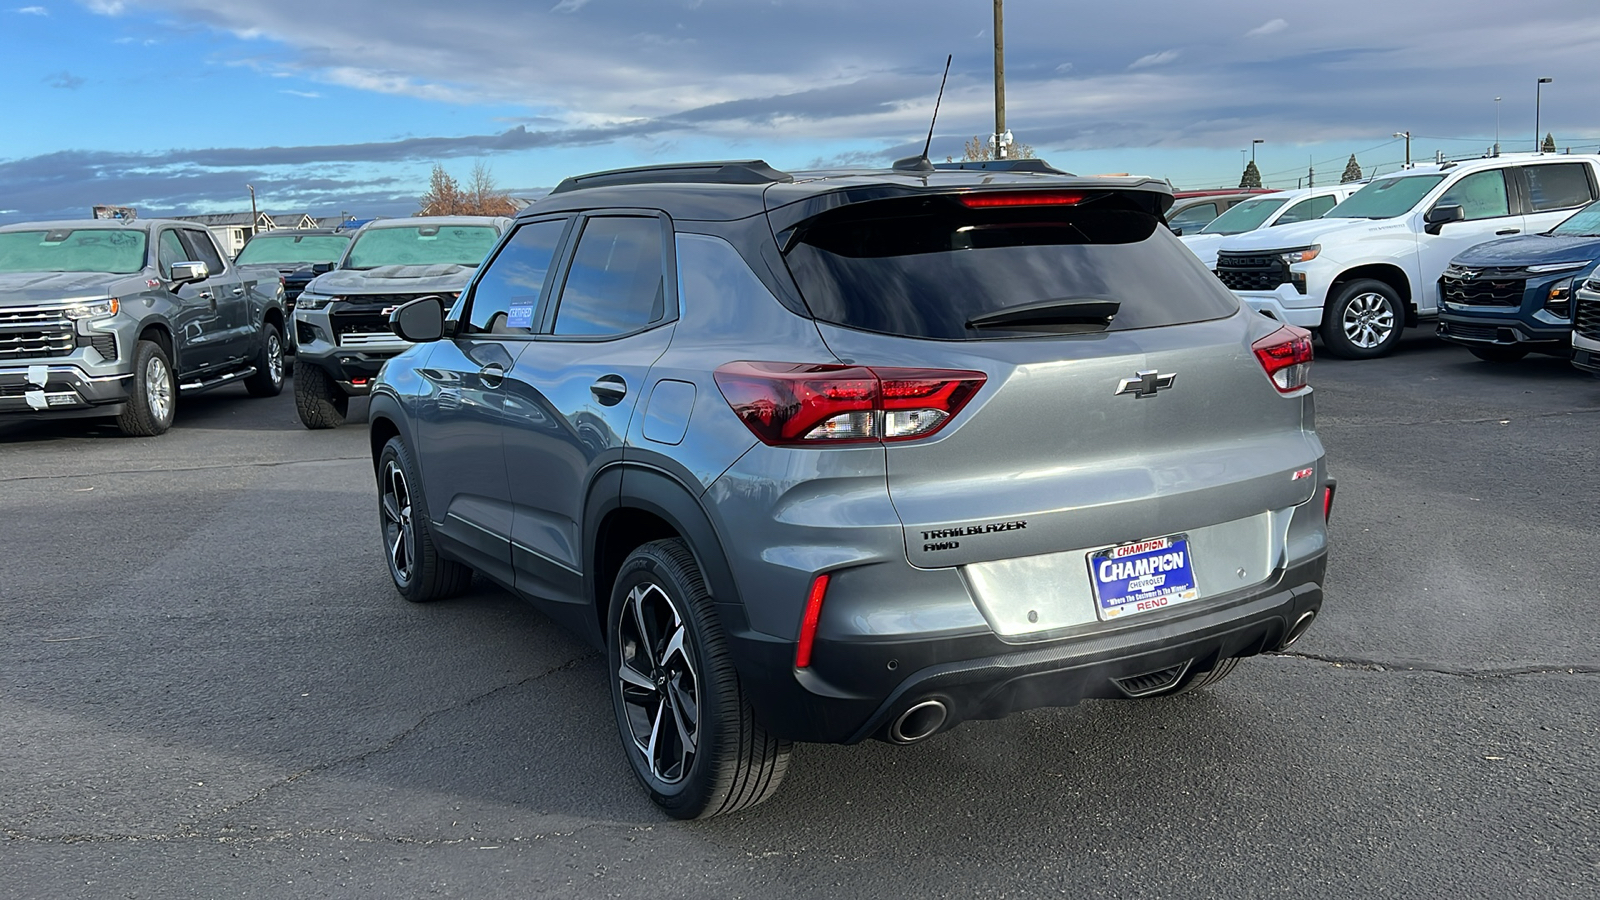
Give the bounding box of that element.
[311,262,335,274]
[169,260,209,287]
[391,295,445,343]
[1424,204,1465,235]
[1170,226,1185,236]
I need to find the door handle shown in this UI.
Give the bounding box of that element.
[197,290,214,301]
[480,363,506,388]
[1495,228,1520,235]
[590,375,627,406]
[231,287,246,296]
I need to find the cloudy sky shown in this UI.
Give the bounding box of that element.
[3,0,1598,222]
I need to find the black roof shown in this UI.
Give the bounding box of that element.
[523,159,1174,224]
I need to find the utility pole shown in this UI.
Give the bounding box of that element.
[1308,157,1314,189]
[1394,131,1411,168]
[1494,96,1501,156]
[993,0,1006,159]
[246,184,259,237]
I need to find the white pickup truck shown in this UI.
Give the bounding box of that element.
[1214,152,1600,358]
[1179,184,1359,271]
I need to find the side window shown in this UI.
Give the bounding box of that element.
[177,229,225,277]
[1437,170,1511,221]
[463,218,567,335]
[551,217,667,337]
[157,230,187,280]
[1168,203,1217,233]
[1523,164,1594,212]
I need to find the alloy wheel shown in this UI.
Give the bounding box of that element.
[380,460,415,586]
[145,355,173,425]
[616,581,700,784]
[1341,292,1396,349]
[266,331,284,387]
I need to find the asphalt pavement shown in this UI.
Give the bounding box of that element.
[3,335,1598,899]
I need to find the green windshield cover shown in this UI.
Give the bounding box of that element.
[1550,200,1600,236]
[1200,198,1288,235]
[0,229,148,274]
[345,225,499,269]
[236,233,350,265]
[1326,175,1445,219]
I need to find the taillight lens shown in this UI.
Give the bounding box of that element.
[958,191,1085,208]
[714,362,985,446]
[1323,484,1335,522]
[1252,326,1314,393]
[795,574,831,669]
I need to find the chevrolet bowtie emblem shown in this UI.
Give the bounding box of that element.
[1457,269,1479,281]
[1115,369,1176,398]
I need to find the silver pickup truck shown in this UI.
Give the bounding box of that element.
[0,219,288,435]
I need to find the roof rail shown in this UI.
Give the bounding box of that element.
[549,160,793,194]
[932,159,1075,176]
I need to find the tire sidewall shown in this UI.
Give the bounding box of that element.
[136,340,175,431]
[262,323,284,388]
[1322,279,1404,359]
[606,545,728,816]
[377,438,425,600]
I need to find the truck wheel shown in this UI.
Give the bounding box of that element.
[116,339,177,437]
[244,321,285,397]
[1469,346,1528,363]
[609,539,791,819]
[377,437,471,602]
[1321,279,1404,359]
[293,360,347,429]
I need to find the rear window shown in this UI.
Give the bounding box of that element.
[783,194,1238,340]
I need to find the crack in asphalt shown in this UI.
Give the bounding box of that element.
[1,820,648,847]
[1319,406,1600,429]
[1272,650,1600,678]
[0,456,369,483]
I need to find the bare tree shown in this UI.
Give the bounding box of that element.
[955,135,1038,162]
[418,162,517,216]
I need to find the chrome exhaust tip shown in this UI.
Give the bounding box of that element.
[1282,610,1317,648]
[888,699,948,744]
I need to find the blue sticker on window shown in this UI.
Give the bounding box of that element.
[506,298,536,329]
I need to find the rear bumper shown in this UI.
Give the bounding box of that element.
[730,551,1326,744]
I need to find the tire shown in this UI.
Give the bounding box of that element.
[608,539,791,819]
[1169,656,1242,695]
[1320,279,1405,359]
[1469,345,1528,363]
[244,321,286,397]
[116,339,176,437]
[293,359,347,429]
[376,437,471,602]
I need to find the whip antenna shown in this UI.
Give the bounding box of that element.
[893,54,952,173]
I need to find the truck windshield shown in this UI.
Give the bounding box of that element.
[1324,174,1445,219]
[236,233,350,265]
[1549,200,1600,237]
[1199,198,1288,235]
[344,225,499,270]
[0,229,148,275]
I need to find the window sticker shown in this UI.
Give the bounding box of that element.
[506,297,537,329]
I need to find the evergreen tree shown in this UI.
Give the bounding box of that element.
[1340,154,1363,183]
[1239,160,1262,189]
[1542,132,1557,153]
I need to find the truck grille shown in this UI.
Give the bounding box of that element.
[0,305,75,361]
[329,310,402,347]
[1216,253,1292,292]
[1441,271,1524,307]
[340,292,457,309]
[1574,293,1600,341]
[1444,322,1505,342]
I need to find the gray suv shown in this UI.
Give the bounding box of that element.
[369,160,1334,818]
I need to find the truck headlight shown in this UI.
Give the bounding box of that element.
[1278,246,1321,266]
[63,298,119,320]
[1545,277,1574,317]
[296,292,337,310]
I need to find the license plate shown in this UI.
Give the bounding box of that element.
[1089,535,1199,621]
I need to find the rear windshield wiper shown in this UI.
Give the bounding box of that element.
[966,297,1120,330]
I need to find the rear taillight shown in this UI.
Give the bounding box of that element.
[1252,326,1314,393]
[714,362,986,446]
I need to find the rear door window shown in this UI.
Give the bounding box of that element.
[1167,202,1218,234]
[784,193,1239,341]
[1522,163,1595,212]
[551,216,668,337]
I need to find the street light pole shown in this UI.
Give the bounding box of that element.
[1252,138,1264,164]
[1494,96,1501,156]
[1393,132,1411,168]
[993,0,1006,160]
[1535,77,1553,153]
